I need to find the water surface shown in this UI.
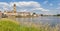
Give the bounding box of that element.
[16,16,60,26]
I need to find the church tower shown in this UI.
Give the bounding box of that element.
[13,4,16,13]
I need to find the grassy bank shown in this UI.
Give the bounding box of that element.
[0,18,20,31]
[0,18,60,31]
[0,18,40,31]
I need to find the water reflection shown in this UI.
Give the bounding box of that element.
[16,16,60,26]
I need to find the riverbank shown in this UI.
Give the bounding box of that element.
[0,18,60,31]
[0,18,20,31]
[0,18,40,31]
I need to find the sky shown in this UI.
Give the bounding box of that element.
[0,0,60,15]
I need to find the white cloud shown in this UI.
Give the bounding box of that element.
[0,1,49,12]
[0,2,8,5]
[32,8,49,11]
[10,1,40,8]
[0,2,11,11]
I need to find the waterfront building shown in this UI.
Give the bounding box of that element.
[3,4,39,17]
[4,4,17,16]
[0,11,2,18]
[13,4,16,13]
[17,12,30,16]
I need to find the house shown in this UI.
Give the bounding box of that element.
[4,11,17,16]
[17,12,30,16]
[0,11,2,18]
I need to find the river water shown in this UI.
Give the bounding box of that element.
[16,16,60,26]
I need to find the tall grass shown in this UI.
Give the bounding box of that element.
[0,18,60,31]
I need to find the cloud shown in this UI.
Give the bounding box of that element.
[0,2,8,8]
[32,8,49,11]
[0,2,8,5]
[10,1,41,8]
[0,1,49,12]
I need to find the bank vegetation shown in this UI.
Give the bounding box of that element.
[0,18,60,31]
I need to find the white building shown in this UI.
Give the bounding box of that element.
[17,12,30,16]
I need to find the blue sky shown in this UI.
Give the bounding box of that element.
[0,0,60,15]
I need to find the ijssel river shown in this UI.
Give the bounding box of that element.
[16,16,60,26]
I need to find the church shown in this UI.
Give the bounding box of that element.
[4,4,17,16]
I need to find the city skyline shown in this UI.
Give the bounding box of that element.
[0,0,60,15]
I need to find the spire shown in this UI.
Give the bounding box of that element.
[13,4,16,13]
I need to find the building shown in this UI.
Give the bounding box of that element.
[17,12,30,16]
[0,11,2,18]
[3,4,39,17]
[13,4,16,13]
[4,4,17,16]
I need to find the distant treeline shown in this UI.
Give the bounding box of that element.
[40,14,60,16]
[56,14,60,16]
[53,14,60,16]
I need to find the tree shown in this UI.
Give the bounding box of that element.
[57,14,60,16]
[41,14,43,16]
[33,12,36,14]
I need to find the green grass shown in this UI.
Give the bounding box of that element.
[0,18,60,31]
[0,18,40,31]
[0,18,20,31]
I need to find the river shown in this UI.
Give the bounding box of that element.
[16,16,60,26]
